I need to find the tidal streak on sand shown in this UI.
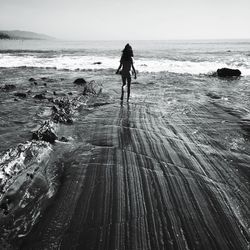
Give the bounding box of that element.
[19,75,250,249]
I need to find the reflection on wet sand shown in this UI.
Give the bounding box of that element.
[119,102,132,149]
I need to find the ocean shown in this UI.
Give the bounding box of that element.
[1,39,250,75]
[0,39,250,248]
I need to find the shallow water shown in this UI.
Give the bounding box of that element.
[1,39,250,75]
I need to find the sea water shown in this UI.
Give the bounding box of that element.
[0,39,250,75]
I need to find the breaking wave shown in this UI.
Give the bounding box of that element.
[0,53,250,75]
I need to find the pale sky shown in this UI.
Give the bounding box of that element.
[0,0,249,40]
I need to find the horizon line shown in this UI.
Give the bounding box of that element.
[57,37,250,41]
[1,29,250,41]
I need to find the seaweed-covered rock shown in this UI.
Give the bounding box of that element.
[53,98,70,109]
[14,92,27,98]
[217,68,241,77]
[51,98,73,124]
[74,78,86,85]
[52,111,73,124]
[32,121,57,143]
[83,80,101,95]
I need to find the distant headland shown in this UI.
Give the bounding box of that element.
[0,30,55,40]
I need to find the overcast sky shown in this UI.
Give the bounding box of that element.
[0,0,249,40]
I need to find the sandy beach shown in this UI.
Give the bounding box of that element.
[0,64,249,249]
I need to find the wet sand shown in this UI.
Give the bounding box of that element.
[0,68,249,249]
[16,71,250,249]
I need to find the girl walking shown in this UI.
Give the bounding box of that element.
[116,44,137,101]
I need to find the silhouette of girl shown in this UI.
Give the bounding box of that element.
[116,44,137,101]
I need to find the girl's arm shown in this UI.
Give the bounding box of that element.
[116,63,122,74]
[132,64,137,79]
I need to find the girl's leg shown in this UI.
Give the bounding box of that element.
[121,76,126,100]
[127,76,131,101]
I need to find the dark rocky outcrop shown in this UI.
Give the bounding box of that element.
[206,92,221,99]
[217,68,241,77]
[33,93,46,100]
[59,136,69,142]
[1,84,16,91]
[240,114,250,132]
[73,78,86,85]
[32,121,57,143]
[93,62,102,65]
[29,78,36,82]
[14,92,27,98]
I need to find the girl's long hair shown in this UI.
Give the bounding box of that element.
[121,44,134,61]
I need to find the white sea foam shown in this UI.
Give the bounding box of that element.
[0,53,250,75]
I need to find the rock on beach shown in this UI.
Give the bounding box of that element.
[73,78,86,85]
[1,84,16,91]
[217,67,241,77]
[33,93,46,99]
[14,92,27,98]
[32,121,57,143]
